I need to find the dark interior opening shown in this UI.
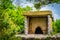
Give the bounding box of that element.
[35,27,43,34]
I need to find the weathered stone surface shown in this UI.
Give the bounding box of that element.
[23,11,52,17]
[28,17,47,34]
[24,11,53,34]
[16,34,60,40]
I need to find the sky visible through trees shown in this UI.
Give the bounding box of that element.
[13,0,60,20]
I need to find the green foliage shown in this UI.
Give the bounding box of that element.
[0,0,32,40]
[23,6,32,11]
[34,2,40,9]
[27,0,60,9]
[0,0,14,9]
[0,6,32,39]
[53,19,60,33]
[0,8,20,40]
[0,35,22,40]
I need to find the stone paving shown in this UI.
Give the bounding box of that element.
[16,34,60,38]
[16,34,50,39]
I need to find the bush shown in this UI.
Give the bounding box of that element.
[53,19,60,33]
[0,6,32,40]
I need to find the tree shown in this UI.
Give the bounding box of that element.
[0,0,32,40]
[0,6,32,40]
[27,0,60,9]
[53,19,60,33]
[0,0,14,9]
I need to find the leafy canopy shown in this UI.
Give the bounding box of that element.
[0,0,32,40]
[53,20,60,33]
[27,0,60,9]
